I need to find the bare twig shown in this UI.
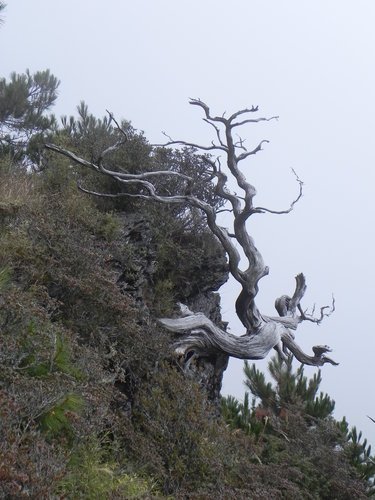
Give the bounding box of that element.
[154,135,228,153]
[236,140,270,161]
[254,169,303,215]
[299,296,335,325]
[231,115,279,128]
[105,109,128,141]
[203,118,226,147]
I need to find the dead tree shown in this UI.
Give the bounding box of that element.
[45,99,337,368]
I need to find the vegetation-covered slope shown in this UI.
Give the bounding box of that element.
[0,69,373,498]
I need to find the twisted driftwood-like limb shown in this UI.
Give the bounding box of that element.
[160,307,286,360]
[45,100,337,369]
[160,273,337,367]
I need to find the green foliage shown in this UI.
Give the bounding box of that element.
[37,392,84,439]
[56,104,224,227]
[96,211,121,241]
[0,169,34,222]
[244,355,335,419]
[152,218,228,304]
[131,364,224,494]
[0,265,10,290]
[56,436,158,498]
[221,357,373,498]
[221,392,265,440]
[0,69,59,166]
[0,294,83,380]
[0,390,67,499]
[56,102,153,211]
[52,333,83,378]
[60,101,147,168]
[151,146,225,223]
[152,278,175,316]
[244,362,275,409]
[338,420,375,495]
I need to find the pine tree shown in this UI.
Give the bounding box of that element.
[222,355,335,444]
[222,357,375,495]
[0,69,59,167]
[338,418,375,495]
[244,355,335,419]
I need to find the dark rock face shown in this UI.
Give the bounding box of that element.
[188,291,228,329]
[113,212,229,408]
[115,214,157,304]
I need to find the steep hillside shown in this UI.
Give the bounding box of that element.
[0,158,370,499]
[0,75,373,497]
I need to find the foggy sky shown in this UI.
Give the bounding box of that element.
[2,0,375,445]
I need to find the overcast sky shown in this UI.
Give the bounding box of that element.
[2,1,375,445]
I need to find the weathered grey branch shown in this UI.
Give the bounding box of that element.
[254,169,303,215]
[95,111,128,161]
[159,304,284,360]
[45,143,192,181]
[159,301,337,367]
[45,99,336,370]
[299,297,336,325]
[105,109,128,141]
[236,140,270,162]
[228,106,260,121]
[155,134,228,153]
[230,115,279,129]
[203,118,226,147]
